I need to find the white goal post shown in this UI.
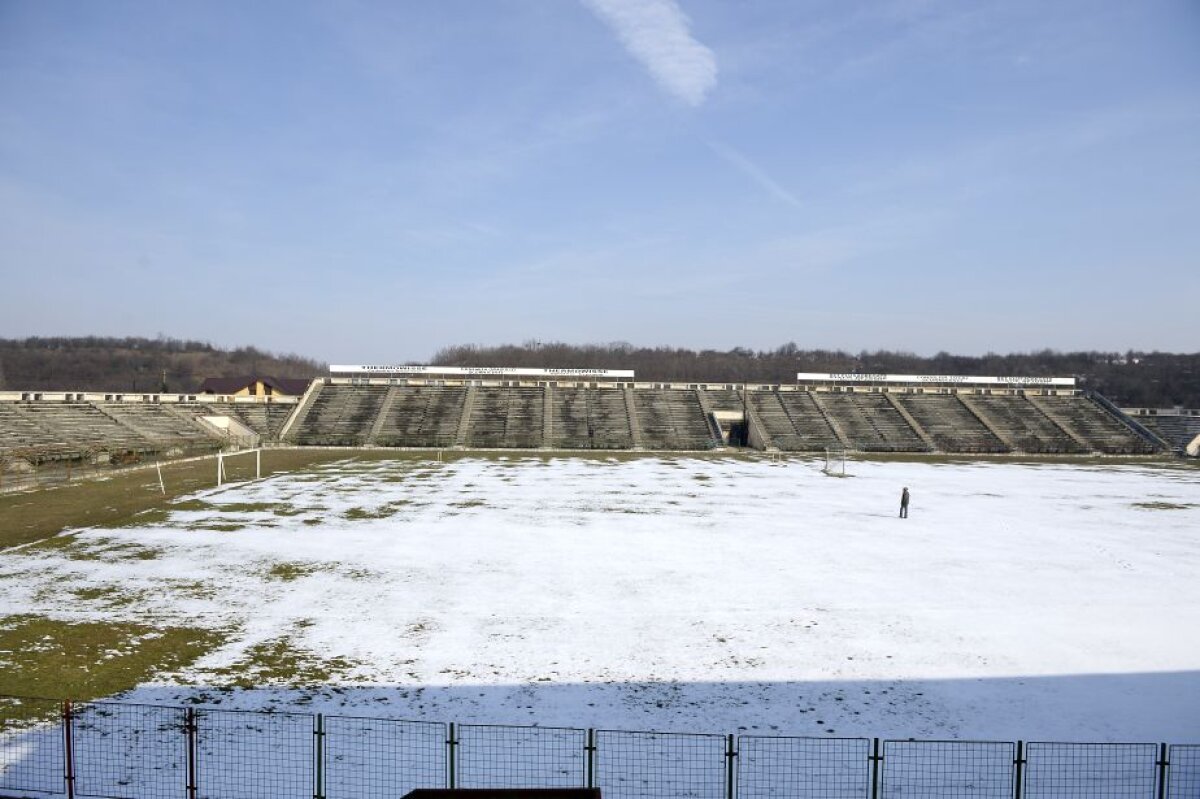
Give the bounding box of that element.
[216,448,262,486]
[823,446,846,477]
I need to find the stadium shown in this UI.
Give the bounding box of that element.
[4,0,1200,796]
[1,365,1198,798]
[2,365,1191,468]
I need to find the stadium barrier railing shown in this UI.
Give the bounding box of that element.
[1,694,1195,799]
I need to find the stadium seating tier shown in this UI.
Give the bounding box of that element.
[0,388,1169,464]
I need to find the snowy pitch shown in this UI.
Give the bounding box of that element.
[3,455,1198,742]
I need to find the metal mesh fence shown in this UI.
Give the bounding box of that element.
[457,724,587,789]
[72,701,187,799]
[194,709,313,799]
[0,695,64,797]
[736,735,870,799]
[1024,742,1158,799]
[324,715,448,799]
[1,694,1197,799]
[881,740,1015,799]
[594,729,727,799]
[1168,745,1200,799]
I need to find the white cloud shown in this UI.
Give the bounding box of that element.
[582,0,717,106]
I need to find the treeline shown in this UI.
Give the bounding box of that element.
[4,336,1196,407]
[433,342,1200,408]
[0,337,325,392]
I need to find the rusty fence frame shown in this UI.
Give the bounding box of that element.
[1,695,1195,799]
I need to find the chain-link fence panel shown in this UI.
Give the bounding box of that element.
[594,729,726,799]
[1168,745,1200,799]
[0,695,64,797]
[195,709,313,799]
[324,715,447,799]
[456,724,586,788]
[72,701,187,799]
[1024,742,1158,799]
[881,740,1015,799]
[737,735,870,799]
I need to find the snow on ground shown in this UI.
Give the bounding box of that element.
[3,455,1199,742]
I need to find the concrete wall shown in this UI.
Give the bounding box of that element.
[0,391,298,405]
[324,376,1076,396]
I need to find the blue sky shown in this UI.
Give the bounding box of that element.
[1,1,1198,362]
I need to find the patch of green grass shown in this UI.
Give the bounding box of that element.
[0,615,224,723]
[344,506,384,520]
[127,544,161,560]
[67,585,149,609]
[265,561,324,582]
[208,635,359,688]
[344,500,412,520]
[70,585,120,602]
[183,522,248,532]
[341,567,379,580]
[211,502,283,513]
[162,579,217,600]
[1131,501,1194,510]
[450,499,486,508]
[20,532,83,554]
[0,694,62,729]
[22,538,163,562]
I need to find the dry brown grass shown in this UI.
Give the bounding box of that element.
[0,449,366,549]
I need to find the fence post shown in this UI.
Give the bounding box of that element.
[869,738,882,799]
[1157,743,1169,799]
[1014,741,1025,799]
[447,723,457,789]
[186,708,198,799]
[62,700,75,799]
[313,714,325,799]
[725,734,737,799]
[585,729,596,789]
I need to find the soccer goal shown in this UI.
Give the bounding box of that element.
[216,448,261,486]
[823,446,847,477]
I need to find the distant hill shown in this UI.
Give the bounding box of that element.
[0,337,325,393]
[4,336,1195,408]
[434,342,1200,408]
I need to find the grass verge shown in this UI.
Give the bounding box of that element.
[0,614,223,723]
[207,635,359,688]
[0,449,368,549]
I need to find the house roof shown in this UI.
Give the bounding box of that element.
[198,376,311,395]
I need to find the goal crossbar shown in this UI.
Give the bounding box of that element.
[217,449,262,486]
[823,446,846,476]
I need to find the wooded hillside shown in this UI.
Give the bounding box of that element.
[0,337,324,393]
[434,342,1200,408]
[3,336,1196,407]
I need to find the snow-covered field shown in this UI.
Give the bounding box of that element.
[3,455,1199,742]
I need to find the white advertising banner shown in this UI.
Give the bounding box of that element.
[331,365,635,379]
[795,372,1076,387]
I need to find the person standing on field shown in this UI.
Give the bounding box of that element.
[900,487,910,518]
